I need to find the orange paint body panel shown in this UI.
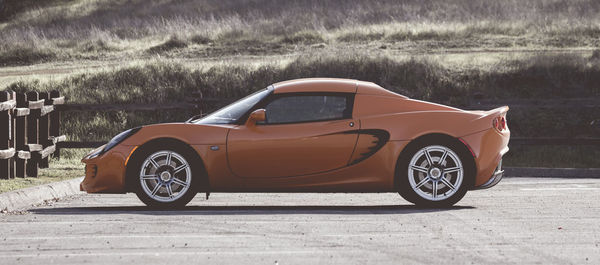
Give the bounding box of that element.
[81,144,135,193]
[228,119,359,178]
[273,78,358,94]
[81,78,510,195]
[462,128,510,186]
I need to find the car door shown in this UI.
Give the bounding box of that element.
[227,93,359,178]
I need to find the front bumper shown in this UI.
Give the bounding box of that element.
[80,144,136,193]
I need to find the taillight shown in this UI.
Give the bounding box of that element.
[493,115,507,132]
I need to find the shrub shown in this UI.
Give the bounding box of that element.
[190,34,212,45]
[0,46,56,66]
[146,36,188,54]
[386,30,457,42]
[337,32,384,42]
[79,39,118,53]
[280,31,325,45]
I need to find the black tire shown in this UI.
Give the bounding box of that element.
[131,142,200,208]
[397,139,472,207]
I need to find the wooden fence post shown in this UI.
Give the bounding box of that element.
[8,91,16,179]
[14,92,30,178]
[38,92,51,168]
[7,90,18,178]
[49,90,65,160]
[0,91,16,179]
[26,92,42,178]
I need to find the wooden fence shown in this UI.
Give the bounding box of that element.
[0,91,65,179]
[54,96,600,149]
[2,92,597,178]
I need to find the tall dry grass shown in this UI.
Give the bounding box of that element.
[6,52,599,141]
[1,0,600,65]
[8,52,598,103]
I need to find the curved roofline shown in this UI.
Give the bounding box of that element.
[272,78,358,88]
[272,78,408,98]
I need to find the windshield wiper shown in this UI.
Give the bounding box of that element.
[186,114,236,123]
[185,114,205,123]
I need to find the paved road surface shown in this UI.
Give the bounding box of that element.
[1,177,599,264]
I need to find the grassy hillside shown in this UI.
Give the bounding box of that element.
[8,52,599,142]
[1,0,600,65]
[8,53,600,105]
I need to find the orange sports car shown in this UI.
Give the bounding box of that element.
[81,78,509,207]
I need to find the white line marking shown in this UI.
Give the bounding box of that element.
[520,187,599,191]
[2,233,407,241]
[0,250,330,259]
[3,234,259,240]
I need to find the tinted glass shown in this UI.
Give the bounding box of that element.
[263,95,350,124]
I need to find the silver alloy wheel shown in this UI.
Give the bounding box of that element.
[407,145,464,201]
[139,151,192,203]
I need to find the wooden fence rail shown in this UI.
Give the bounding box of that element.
[7,92,600,159]
[0,90,65,179]
[55,95,599,149]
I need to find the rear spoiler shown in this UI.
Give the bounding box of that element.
[468,106,509,122]
[484,106,509,116]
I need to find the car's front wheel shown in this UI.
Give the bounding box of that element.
[398,143,469,207]
[133,147,198,208]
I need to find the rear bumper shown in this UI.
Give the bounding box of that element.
[461,127,510,187]
[473,159,504,190]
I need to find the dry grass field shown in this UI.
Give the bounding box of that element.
[1,0,600,65]
[0,0,598,178]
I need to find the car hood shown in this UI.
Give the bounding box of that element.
[120,122,235,146]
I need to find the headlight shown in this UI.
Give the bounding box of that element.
[86,127,141,159]
[86,145,105,159]
[103,127,142,153]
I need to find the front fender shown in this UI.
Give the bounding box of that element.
[120,123,233,146]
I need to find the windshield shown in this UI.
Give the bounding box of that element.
[193,87,271,124]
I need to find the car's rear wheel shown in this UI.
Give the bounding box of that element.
[133,147,198,208]
[398,143,469,207]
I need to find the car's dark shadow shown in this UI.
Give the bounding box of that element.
[28,205,474,215]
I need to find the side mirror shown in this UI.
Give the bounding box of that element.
[246,109,266,127]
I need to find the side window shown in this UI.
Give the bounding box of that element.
[263,94,352,124]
